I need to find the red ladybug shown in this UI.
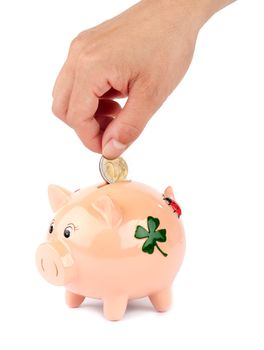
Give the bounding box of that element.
[163,195,182,218]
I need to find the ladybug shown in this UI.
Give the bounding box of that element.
[163,195,182,218]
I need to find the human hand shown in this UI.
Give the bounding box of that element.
[52,0,233,159]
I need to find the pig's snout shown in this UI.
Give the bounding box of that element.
[36,240,74,286]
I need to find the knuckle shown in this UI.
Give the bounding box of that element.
[76,52,90,68]
[77,50,101,68]
[143,87,164,112]
[117,121,142,144]
[142,83,160,104]
[69,36,83,53]
[65,112,78,128]
[52,102,66,120]
[136,74,163,106]
[70,31,97,59]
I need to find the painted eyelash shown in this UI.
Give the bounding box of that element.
[67,223,79,230]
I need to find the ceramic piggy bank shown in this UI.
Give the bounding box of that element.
[36,181,185,320]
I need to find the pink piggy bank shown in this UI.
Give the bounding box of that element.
[36,181,185,320]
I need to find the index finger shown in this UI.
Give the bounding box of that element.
[66,68,110,153]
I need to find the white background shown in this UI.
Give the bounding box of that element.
[0,1,263,349]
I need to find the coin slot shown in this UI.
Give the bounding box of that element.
[97,182,108,188]
[96,180,132,189]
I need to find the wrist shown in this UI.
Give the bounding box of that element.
[152,0,235,31]
[192,0,235,25]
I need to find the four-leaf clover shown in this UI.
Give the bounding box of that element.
[134,216,168,257]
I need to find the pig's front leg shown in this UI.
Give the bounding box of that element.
[103,295,128,321]
[65,290,85,308]
[149,287,172,312]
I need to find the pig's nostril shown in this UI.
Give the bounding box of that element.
[41,258,45,272]
[40,257,58,278]
[54,263,58,277]
[36,242,73,285]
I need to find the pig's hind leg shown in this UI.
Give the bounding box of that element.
[65,290,85,308]
[103,295,128,321]
[149,287,172,312]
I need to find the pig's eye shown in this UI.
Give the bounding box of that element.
[49,223,54,234]
[64,225,74,238]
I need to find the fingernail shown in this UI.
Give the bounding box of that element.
[103,139,127,159]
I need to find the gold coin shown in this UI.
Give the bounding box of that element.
[99,156,128,184]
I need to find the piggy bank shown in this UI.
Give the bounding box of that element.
[36,181,185,320]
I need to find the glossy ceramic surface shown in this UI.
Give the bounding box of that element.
[36,181,185,320]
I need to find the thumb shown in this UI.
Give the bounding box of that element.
[102,87,159,159]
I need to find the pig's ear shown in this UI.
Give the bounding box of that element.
[92,195,122,227]
[164,186,175,200]
[48,185,72,212]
